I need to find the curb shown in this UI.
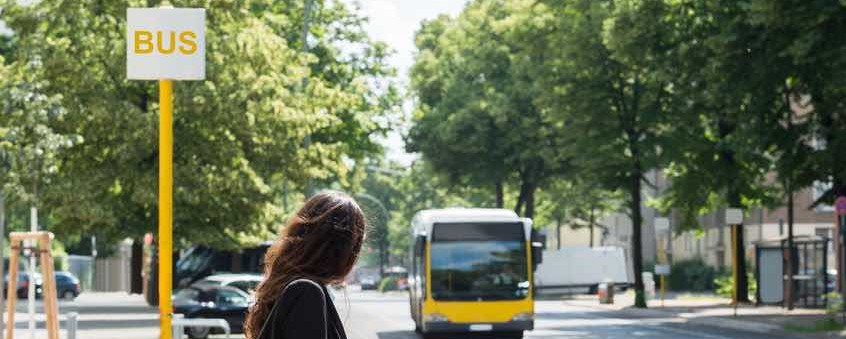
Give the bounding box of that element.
[682,314,781,334]
[562,300,783,335]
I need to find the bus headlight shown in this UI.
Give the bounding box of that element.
[511,313,533,321]
[424,313,449,323]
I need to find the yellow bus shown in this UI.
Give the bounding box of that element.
[408,208,541,339]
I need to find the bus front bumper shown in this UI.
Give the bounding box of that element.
[424,320,534,333]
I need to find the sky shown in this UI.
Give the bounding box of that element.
[346,0,468,166]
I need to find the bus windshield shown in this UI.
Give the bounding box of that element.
[430,222,529,301]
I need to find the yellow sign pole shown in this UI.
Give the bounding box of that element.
[731,224,738,305]
[159,79,174,339]
[657,235,666,307]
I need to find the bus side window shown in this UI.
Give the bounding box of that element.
[415,235,427,299]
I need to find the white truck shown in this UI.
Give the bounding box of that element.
[533,246,633,296]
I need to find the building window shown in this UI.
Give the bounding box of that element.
[813,180,835,212]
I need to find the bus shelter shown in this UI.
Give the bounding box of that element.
[755,235,830,308]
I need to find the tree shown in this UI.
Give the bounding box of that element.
[1,0,397,249]
[0,58,81,227]
[407,1,568,218]
[536,180,622,249]
[358,158,496,268]
[648,0,802,302]
[508,0,675,308]
[741,1,846,207]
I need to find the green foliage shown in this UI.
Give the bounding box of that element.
[668,259,719,292]
[714,272,756,300]
[0,0,398,249]
[407,0,569,218]
[378,276,398,292]
[535,180,623,241]
[826,292,843,317]
[358,160,497,268]
[784,319,845,334]
[0,34,15,60]
[0,57,81,207]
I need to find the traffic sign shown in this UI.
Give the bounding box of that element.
[655,264,671,276]
[725,208,743,225]
[126,7,206,339]
[127,8,206,80]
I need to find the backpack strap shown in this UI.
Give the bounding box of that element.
[256,278,327,339]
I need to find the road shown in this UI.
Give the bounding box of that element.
[339,291,799,339]
[0,290,803,339]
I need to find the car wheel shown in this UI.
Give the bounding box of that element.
[186,326,210,339]
[62,290,76,300]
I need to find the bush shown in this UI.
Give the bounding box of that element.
[714,272,757,299]
[378,277,398,292]
[668,259,718,292]
[827,292,843,316]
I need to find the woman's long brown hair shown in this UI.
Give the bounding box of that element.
[244,191,366,339]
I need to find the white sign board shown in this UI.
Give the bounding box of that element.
[127,8,206,80]
[655,264,671,276]
[654,218,670,234]
[725,208,743,225]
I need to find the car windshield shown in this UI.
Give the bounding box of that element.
[173,288,201,304]
[429,223,528,301]
[195,279,221,286]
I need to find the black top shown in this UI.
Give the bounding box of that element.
[260,279,347,339]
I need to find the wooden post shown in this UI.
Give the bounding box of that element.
[4,242,17,339]
[5,232,60,339]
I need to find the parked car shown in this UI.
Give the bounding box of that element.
[359,276,379,290]
[5,271,81,300]
[54,271,82,300]
[193,273,262,294]
[173,285,250,339]
[3,271,41,299]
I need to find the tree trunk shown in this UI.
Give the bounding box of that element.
[524,183,536,219]
[495,181,504,208]
[728,189,750,303]
[786,183,795,310]
[589,206,595,248]
[131,240,144,295]
[556,216,562,250]
[379,242,385,278]
[514,180,527,216]
[631,171,646,308]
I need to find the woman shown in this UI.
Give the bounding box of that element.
[245,191,367,339]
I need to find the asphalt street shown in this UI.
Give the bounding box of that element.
[0,290,805,339]
[339,291,801,339]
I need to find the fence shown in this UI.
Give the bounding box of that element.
[67,239,134,292]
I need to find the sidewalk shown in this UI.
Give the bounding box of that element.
[560,291,839,338]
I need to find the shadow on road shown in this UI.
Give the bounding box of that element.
[377,331,527,339]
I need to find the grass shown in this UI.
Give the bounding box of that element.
[784,318,846,333]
